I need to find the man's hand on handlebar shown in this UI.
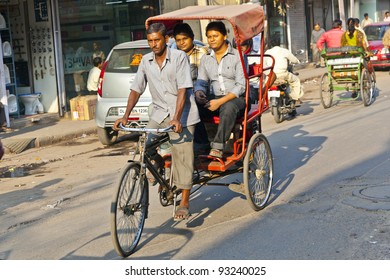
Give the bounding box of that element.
[113,118,127,131]
[169,119,182,133]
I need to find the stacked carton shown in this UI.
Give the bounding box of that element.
[70,95,97,121]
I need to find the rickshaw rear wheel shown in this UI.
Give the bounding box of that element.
[320,73,333,108]
[110,162,148,257]
[360,68,373,106]
[243,133,273,211]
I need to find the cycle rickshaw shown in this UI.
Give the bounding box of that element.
[110,4,275,257]
[319,46,376,108]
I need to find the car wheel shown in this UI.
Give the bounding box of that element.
[97,126,118,146]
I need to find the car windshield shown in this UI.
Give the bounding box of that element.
[106,47,150,73]
[364,25,390,41]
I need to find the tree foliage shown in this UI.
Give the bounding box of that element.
[272,0,294,16]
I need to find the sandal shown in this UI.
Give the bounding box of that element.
[209,148,223,158]
[174,206,191,221]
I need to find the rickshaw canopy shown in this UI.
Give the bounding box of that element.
[145,4,265,43]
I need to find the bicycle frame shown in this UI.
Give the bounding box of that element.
[121,125,173,190]
[120,124,243,191]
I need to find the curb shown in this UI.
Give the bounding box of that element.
[2,127,97,154]
[34,127,98,148]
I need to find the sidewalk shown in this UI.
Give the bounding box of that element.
[0,64,326,154]
[0,114,97,154]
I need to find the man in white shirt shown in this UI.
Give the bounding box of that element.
[361,13,373,28]
[87,57,102,94]
[265,38,303,104]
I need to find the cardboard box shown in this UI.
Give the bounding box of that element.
[70,95,97,121]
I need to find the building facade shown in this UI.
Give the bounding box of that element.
[0,0,389,121]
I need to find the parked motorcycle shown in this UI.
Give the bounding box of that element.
[269,64,300,123]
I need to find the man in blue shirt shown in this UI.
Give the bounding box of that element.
[194,21,246,158]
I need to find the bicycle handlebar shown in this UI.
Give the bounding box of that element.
[119,123,174,133]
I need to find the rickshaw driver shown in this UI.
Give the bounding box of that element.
[113,22,200,221]
[194,21,246,159]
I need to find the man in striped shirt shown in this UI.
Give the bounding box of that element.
[173,23,210,154]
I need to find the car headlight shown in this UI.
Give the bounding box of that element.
[380,47,389,54]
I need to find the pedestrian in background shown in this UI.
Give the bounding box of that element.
[361,13,373,28]
[384,11,390,22]
[310,23,325,67]
[92,41,105,61]
[87,57,103,94]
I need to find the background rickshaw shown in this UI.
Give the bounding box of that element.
[319,46,376,108]
[110,4,276,257]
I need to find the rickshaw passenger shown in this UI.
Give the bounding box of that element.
[341,18,375,97]
[316,19,344,52]
[114,22,199,221]
[383,23,390,48]
[173,23,210,154]
[341,18,369,52]
[354,18,369,47]
[194,21,246,159]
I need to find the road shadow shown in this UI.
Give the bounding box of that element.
[267,124,327,204]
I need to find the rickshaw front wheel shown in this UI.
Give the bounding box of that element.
[243,133,273,211]
[110,162,148,257]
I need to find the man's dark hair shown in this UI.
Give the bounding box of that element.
[206,21,227,36]
[147,22,167,37]
[364,13,368,17]
[354,18,360,24]
[271,37,280,47]
[93,57,102,67]
[173,23,194,40]
[332,19,342,28]
[347,18,354,26]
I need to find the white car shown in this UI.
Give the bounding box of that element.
[95,39,206,145]
[95,40,152,145]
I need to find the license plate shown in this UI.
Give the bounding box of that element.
[268,90,281,98]
[119,107,148,116]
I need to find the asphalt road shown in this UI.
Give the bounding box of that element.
[0,71,389,261]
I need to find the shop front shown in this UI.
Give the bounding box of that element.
[0,0,160,124]
[58,0,160,112]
